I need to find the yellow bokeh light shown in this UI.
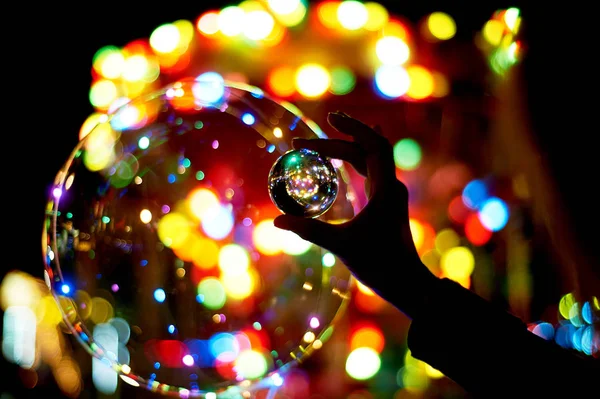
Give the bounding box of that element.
[303,331,316,343]
[218,244,250,275]
[271,0,306,26]
[280,229,312,255]
[317,1,342,29]
[82,122,120,172]
[345,347,381,380]
[57,296,78,324]
[139,209,152,224]
[406,65,434,100]
[234,349,268,380]
[440,246,475,281]
[89,80,118,110]
[218,6,245,37]
[337,1,368,31]
[79,113,108,141]
[197,11,220,35]
[260,19,286,46]
[238,1,266,13]
[427,12,456,40]
[268,66,297,97]
[123,80,153,100]
[221,270,255,299]
[149,23,181,54]
[187,188,220,220]
[350,325,385,353]
[192,238,220,270]
[483,19,505,46]
[376,36,410,65]
[94,48,125,80]
[364,2,389,31]
[157,212,192,249]
[431,72,450,98]
[173,19,195,49]
[253,219,282,255]
[243,10,275,41]
[0,271,41,310]
[435,228,459,253]
[83,145,114,172]
[74,290,92,321]
[503,8,521,32]
[37,295,63,326]
[559,293,576,320]
[89,297,114,324]
[268,0,300,15]
[122,54,151,82]
[420,249,440,276]
[295,64,331,98]
[409,219,425,251]
[382,20,409,41]
[173,233,204,262]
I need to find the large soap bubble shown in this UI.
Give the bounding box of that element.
[42,76,357,397]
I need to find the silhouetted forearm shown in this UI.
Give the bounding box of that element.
[406,278,598,397]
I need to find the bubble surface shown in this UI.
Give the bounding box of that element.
[268,149,339,218]
[42,79,357,397]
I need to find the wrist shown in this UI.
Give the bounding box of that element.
[382,261,440,320]
[406,269,441,320]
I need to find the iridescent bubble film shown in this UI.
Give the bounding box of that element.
[42,78,357,397]
[268,149,339,218]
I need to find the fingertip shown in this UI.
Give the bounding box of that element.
[328,111,370,134]
[291,137,309,149]
[327,111,350,127]
[329,110,351,118]
[273,214,294,230]
[273,215,286,228]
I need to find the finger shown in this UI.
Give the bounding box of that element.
[327,112,389,153]
[274,215,342,252]
[292,138,367,176]
[327,112,396,189]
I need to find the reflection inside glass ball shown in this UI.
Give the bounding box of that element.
[268,149,339,218]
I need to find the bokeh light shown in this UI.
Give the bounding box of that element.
[393,138,422,170]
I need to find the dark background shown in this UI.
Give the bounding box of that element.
[4,1,522,397]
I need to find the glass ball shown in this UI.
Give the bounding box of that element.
[42,77,358,397]
[268,149,339,218]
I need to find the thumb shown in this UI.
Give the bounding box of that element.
[274,215,340,250]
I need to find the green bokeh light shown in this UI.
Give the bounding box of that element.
[330,66,356,95]
[393,138,422,170]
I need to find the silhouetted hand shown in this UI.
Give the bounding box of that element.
[274,111,439,319]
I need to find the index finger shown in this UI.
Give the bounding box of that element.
[327,112,390,153]
[327,112,396,188]
[292,138,368,176]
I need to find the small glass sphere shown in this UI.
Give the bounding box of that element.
[268,149,339,218]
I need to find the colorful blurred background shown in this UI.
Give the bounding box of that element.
[3,1,598,398]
